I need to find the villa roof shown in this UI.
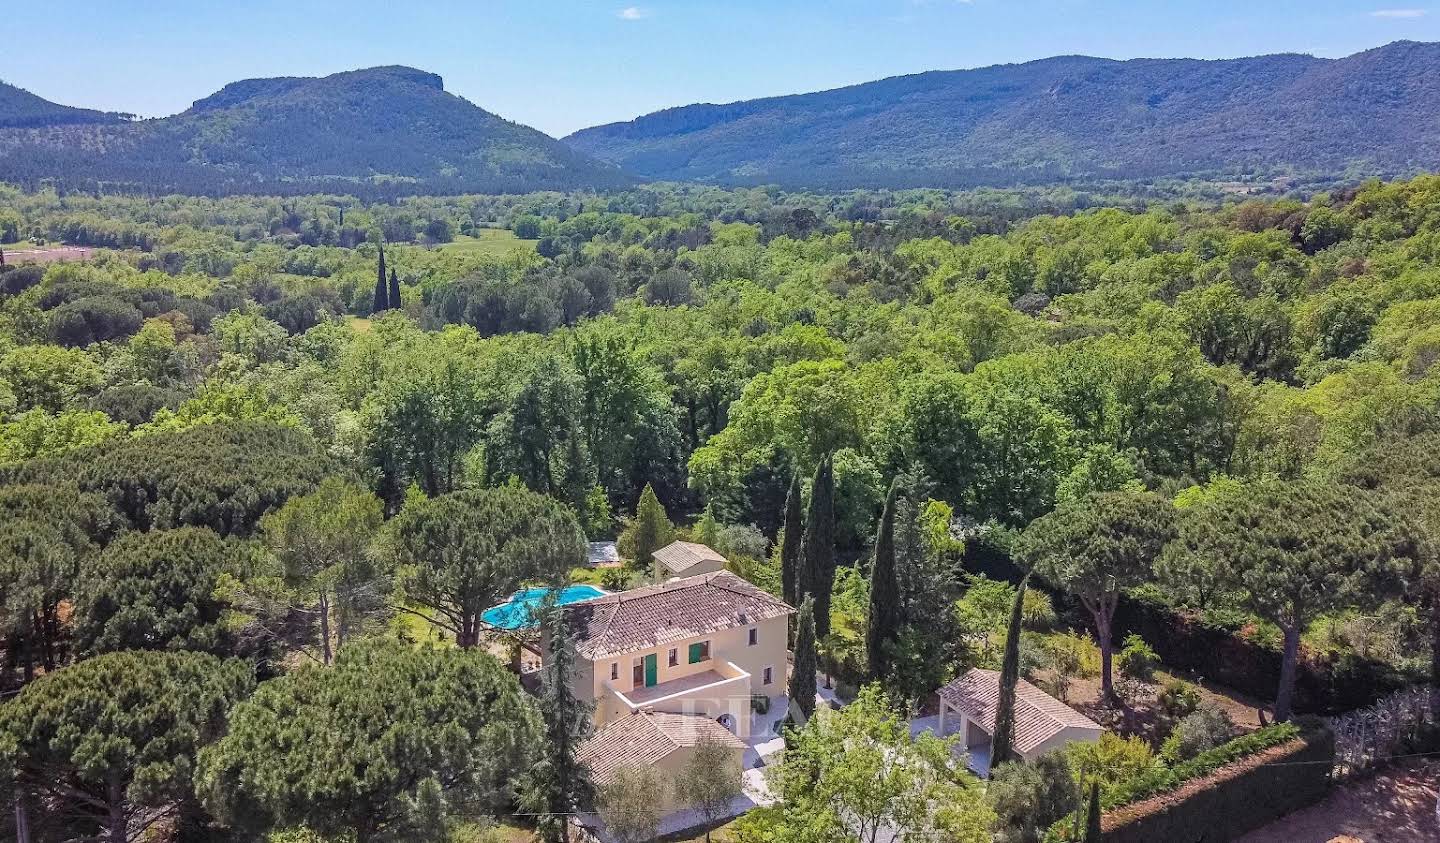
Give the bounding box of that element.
[652,540,728,575]
[938,668,1102,755]
[561,570,793,660]
[579,711,745,783]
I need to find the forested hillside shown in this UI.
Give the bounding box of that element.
[0,67,629,196]
[0,80,132,129]
[3,174,1440,840]
[566,41,1440,188]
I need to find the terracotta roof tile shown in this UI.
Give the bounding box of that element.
[938,668,1102,755]
[578,712,745,783]
[652,540,728,575]
[562,570,792,660]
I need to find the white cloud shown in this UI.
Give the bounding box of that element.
[1371,8,1428,17]
[617,6,649,20]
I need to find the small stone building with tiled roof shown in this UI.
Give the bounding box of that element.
[651,540,728,578]
[937,667,1103,775]
[578,711,746,813]
[550,570,794,739]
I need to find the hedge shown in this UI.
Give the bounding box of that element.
[964,540,1418,714]
[1112,593,1415,713]
[1044,723,1334,843]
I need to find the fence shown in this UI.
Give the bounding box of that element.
[1328,684,1438,780]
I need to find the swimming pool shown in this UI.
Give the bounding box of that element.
[481,584,608,630]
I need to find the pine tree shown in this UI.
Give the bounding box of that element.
[388,267,401,311]
[801,455,836,639]
[781,472,803,609]
[788,595,818,726]
[526,606,594,843]
[865,478,903,682]
[992,576,1028,767]
[1083,781,1102,843]
[372,243,389,313]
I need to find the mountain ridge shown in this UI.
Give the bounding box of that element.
[564,41,1440,188]
[0,80,133,129]
[0,66,628,197]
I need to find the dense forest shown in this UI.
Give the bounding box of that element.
[567,40,1440,188]
[2,173,1440,842]
[0,67,628,197]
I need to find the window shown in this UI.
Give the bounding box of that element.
[763,666,774,686]
[688,640,711,664]
[748,627,758,646]
[668,648,678,667]
[610,662,618,681]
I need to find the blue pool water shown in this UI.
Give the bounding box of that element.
[481,585,607,630]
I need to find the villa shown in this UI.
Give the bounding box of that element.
[551,570,794,739]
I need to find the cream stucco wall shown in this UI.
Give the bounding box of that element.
[641,741,746,815]
[575,613,788,737]
[1020,726,1103,761]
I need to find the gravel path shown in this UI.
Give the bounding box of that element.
[1235,759,1440,843]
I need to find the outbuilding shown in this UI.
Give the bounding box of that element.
[937,667,1103,776]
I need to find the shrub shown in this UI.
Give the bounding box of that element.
[1160,705,1236,763]
[1064,733,1157,797]
[988,751,1080,843]
[1156,679,1202,725]
[1117,633,1159,681]
[1047,632,1101,678]
[751,692,771,715]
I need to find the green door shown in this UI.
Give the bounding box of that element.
[644,653,658,687]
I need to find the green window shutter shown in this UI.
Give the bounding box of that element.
[688,642,704,664]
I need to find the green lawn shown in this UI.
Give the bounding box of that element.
[438,229,538,257]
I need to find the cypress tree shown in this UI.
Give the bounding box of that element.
[372,243,389,312]
[1083,781,1102,843]
[865,478,903,682]
[527,605,594,843]
[780,472,804,609]
[788,595,818,726]
[801,455,836,639]
[992,575,1029,767]
[388,267,401,311]
[629,483,673,579]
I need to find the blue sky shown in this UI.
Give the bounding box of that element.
[4,1,1438,137]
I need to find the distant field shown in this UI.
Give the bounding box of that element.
[346,316,373,333]
[438,228,537,257]
[0,245,93,265]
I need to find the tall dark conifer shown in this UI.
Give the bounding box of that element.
[801,454,836,639]
[372,243,389,313]
[526,605,593,843]
[788,595,818,726]
[991,576,1028,767]
[781,472,804,610]
[388,267,401,311]
[1083,781,1102,843]
[865,478,903,682]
